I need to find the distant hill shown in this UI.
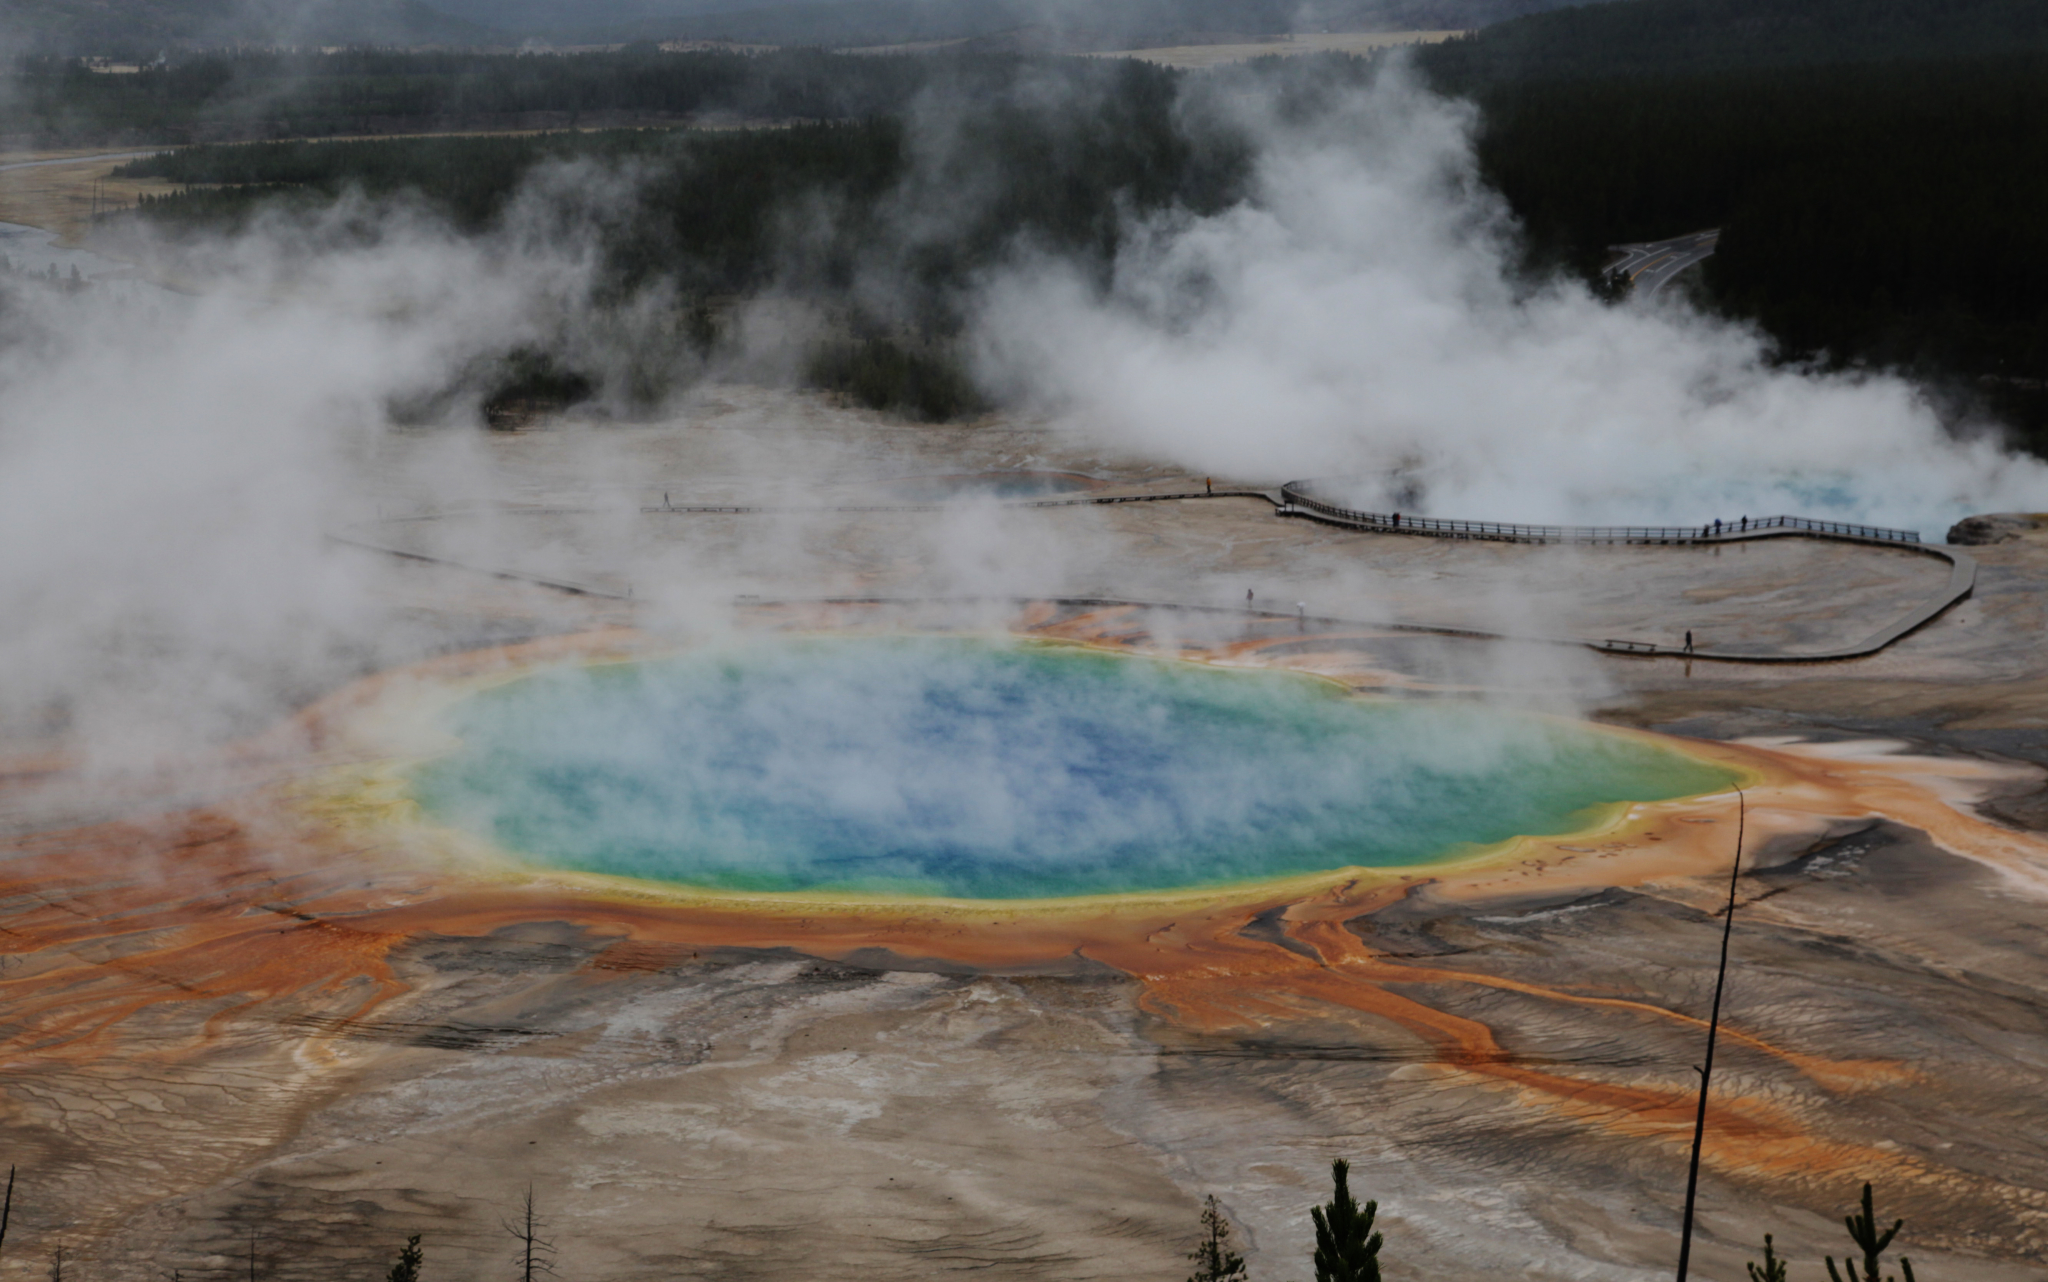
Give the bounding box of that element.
[434,0,1604,49]
[1415,0,2048,450]
[1418,0,2048,84]
[0,0,1612,54]
[0,0,494,52]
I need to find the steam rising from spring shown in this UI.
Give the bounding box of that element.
[409,637,1738,898]
[973,67,2048,534]
[1,60,2043,777]
[0,199,605,762]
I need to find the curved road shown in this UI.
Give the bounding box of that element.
[1607,229,1719,300]
[0,150,160,174]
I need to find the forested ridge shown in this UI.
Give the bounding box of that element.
[509,0,1582,54]
[4,46,998,145]
[0,0,490,55]
[44,0,2048,443]
[1450,46,2048,443]
[119,56,1243,296]
[113,54,1251,419]
[1408,0,2048,447]
[1417,0,2048,83]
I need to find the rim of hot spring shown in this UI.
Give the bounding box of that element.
[289,630,1768,915]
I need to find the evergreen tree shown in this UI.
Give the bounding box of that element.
[1826,1183,1917,1282]
[1311,1159,1383,1282]
[1593,268,1634,305]
[1748,1233,1788,1282]
[1186,1195,1247,1282]
[387,1234,422,1282]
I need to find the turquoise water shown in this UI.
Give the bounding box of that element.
[410,638,1738,899]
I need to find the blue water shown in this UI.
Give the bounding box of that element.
[410,638,1738,899]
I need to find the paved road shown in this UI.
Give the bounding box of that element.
[1606,228,1719,300]
[0,150,160,174]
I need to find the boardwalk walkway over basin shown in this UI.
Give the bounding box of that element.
[335,475,1975,666]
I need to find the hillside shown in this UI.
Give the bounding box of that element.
[1407,0,2048,447]
[0,0,1609,55]
[1417,0,2048,83]
[0,0,492,52]
[2,47,993,144]
[508,0,1601,50]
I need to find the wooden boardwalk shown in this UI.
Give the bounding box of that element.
[335,478,1976,665]
[1271,480,1973,662]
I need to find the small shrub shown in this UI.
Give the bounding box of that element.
[386,1234,422,1282]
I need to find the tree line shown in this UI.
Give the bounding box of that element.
[1414,0,2048,85]
[377,1171,1949,1282]
[1445,49,2048,448]
[71,30,2048,446]
[1398,0,2048,450]
[112,54,1254,421]
[0,1158,1937,1281]
[4,47,1054,146]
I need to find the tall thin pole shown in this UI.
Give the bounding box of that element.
[0,1164,15,1266]
[1676,788,1745,1282]
[521,1185,534,1282]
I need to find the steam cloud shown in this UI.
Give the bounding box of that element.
[972,67,2048,534]
[1,60,2042,777]
[0,193,608,766]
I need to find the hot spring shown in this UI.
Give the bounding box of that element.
[407,638,1739,900]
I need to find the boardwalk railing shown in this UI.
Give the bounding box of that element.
[1602,639,1663,654]
[336,476,1972,663]
[1278,483,1921,546]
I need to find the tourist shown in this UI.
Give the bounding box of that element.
[1684,630,1694,653]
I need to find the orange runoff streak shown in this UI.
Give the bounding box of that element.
[3,625,2045,1212]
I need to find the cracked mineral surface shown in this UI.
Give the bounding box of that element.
[7,388,2048,1281]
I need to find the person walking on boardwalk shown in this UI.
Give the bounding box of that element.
[1206,477,1213,495]
[1684,630,1694,653]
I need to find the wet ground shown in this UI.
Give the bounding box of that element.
[7,386,2048,1282]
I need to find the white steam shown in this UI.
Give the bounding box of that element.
[0,63,2038,778]
[0,195,606,766]
[973,68,2048,535]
